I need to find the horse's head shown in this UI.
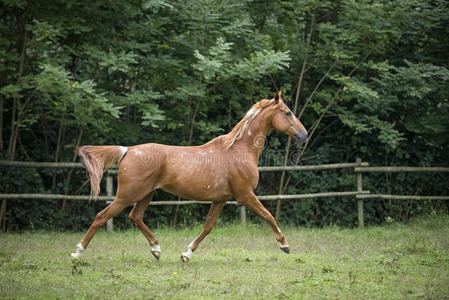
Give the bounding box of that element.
[270,91,308,142]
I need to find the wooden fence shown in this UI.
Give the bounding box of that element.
[1,159,448,229]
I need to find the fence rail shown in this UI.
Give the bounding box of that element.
[0,193,241,205]
[355,166,449,173]
[0,160,367,171]
[356,194,449,200]
[0,161,83,168]
[258,162,369,171]
[354,164,449,210]
[258,191,370,200]
[1,159,448,229]
[0,191,370,201]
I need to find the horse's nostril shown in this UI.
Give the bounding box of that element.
[296,131,308,142]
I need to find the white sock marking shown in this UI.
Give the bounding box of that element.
[71,243,84,259]
[152,244,161,253]
[182,241,194,259]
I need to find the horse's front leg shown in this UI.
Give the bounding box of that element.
[181,201,226,263]
[237,192,289,253]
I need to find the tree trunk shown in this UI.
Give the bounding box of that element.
[187,98,202,146]
[0,30,28,230]
[61,127,83,211]
[275,14,315,220]
[40,111,50,156]
[52,123,64,190]
[8,97,17,158]
[0,96,3,153]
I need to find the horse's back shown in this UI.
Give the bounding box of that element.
[117,141,234,202]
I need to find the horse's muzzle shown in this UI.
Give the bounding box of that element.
[295,130,308,142]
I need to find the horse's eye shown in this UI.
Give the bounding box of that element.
[285,111,292,117]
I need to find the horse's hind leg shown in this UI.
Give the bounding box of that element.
[128,192,161,259]
[181,201,226,263]
[71,201,127,259]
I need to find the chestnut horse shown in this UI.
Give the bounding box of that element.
[71,91,308,262]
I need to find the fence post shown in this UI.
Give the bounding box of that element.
[106,175,114,232]
[356,158,364,228]
[240,206,246,225]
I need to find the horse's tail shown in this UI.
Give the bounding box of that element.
[78,145,128,198]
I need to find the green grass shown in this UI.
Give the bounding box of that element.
[1,215,449,299]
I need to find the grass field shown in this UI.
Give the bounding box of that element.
[1,215,448,299]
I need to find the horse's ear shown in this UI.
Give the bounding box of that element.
[274,90,282,103]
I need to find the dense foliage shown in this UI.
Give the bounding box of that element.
[1,0,448,230]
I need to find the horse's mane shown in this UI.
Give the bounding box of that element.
[221,99,273,150]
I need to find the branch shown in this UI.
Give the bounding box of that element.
[281,49,373,194]
[298,60,337,120]
[275,13,315,219]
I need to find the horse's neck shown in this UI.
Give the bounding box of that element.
[238,110,272,162]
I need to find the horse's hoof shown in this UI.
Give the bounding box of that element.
[71,253,81,260]
[280,246,290,254]
[181,255,189,263]
[70,254,79,263]
[151,250,161,260]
